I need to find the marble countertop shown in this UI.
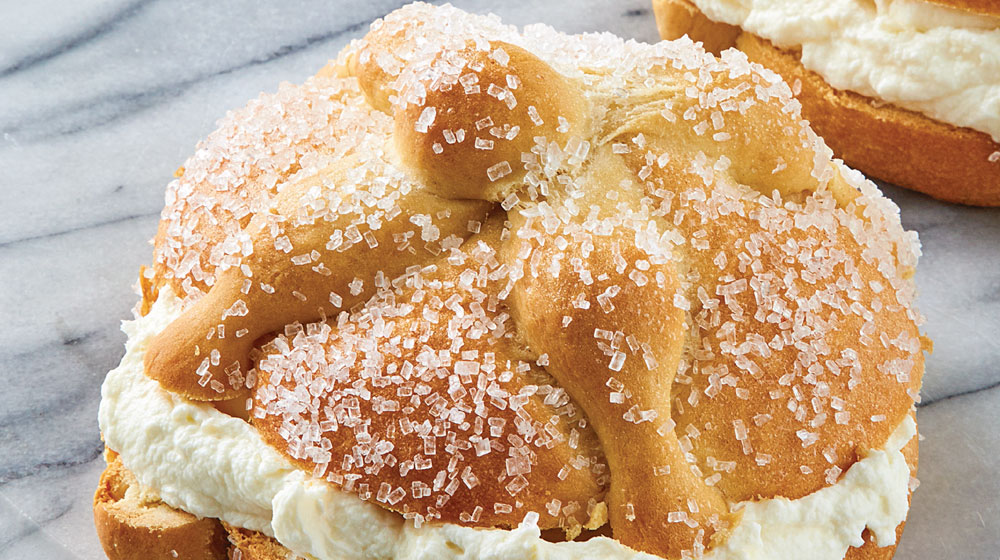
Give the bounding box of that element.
[1,1,997,558]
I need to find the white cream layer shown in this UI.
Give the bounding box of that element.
[690,0,1000,141]
[98,290,915,560]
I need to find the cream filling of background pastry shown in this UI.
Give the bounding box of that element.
[690,0,1000,142]
[99,289,916,560]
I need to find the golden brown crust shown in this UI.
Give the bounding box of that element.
[148,151,493,401]
[223,524,296,560]
[93,452,229,560]
[144,164,490,401]
[921,0,1000,16]
[251,216,608,533]
[652,0,1000,206]
[507,195,733,553]
[370,40,589,203]
[651,0,739,55]
[138,266,158,317]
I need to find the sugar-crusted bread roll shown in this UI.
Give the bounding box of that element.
[97,3,927,559]
[652,0,1000,206]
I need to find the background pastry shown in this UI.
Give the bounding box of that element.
[652,0,1000,206]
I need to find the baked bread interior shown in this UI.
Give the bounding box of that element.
[96,3,928,559]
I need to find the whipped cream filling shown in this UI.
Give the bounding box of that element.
[690,0,1000,141]
[99,289,916,560]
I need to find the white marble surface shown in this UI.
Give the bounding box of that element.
[0,1,997,558]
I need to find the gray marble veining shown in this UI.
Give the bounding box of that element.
[1,1,997,558]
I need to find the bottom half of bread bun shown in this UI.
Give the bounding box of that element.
[93,450,231,560]
[651,0,1000,207]
[94,449,285,560]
